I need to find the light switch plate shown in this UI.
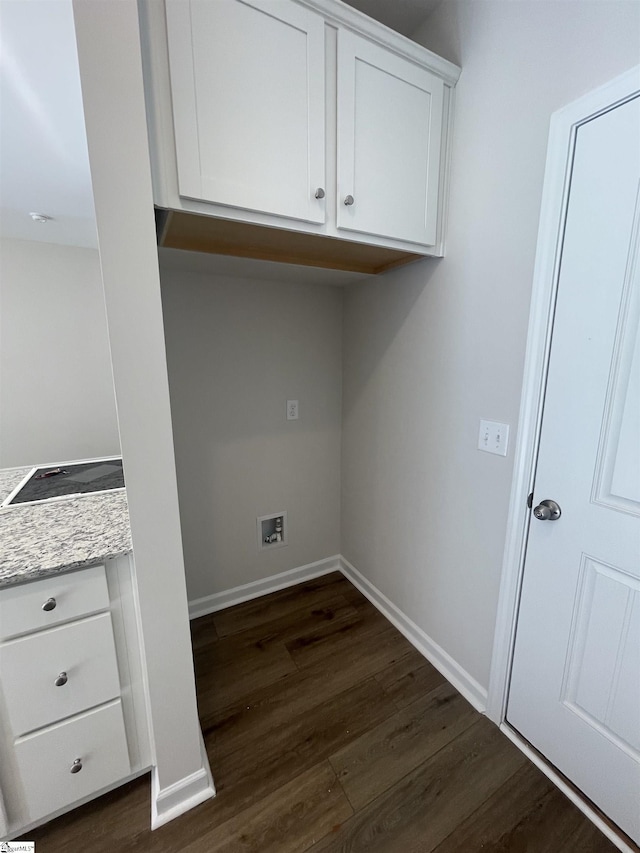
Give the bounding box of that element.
[478,419,509,456]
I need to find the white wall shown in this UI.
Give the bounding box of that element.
[74,0,212,813]
[160,266,343,602]
[0,237,120,467]
[341,0,640,693]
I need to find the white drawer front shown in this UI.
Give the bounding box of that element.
[14,699,130,823]
[0,565,109,640]
[0,613,121,736]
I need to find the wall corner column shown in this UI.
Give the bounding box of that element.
[72,0,214,826]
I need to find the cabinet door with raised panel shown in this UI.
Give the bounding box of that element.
[165,0,326,224]
[336,30,444,247]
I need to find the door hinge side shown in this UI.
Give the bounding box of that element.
[527,492,533,509]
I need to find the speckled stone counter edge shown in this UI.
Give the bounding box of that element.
[0,466,133,588]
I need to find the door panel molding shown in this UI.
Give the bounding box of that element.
[561,554,640,759]
[592,185,640,515]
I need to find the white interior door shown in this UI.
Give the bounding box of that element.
[336,30,443,247]
[166,0,326,223]
[508,96,640,844]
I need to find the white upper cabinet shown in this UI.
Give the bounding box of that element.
[336,30,443,247]
[142,0,461,266]
[166,0,326,223]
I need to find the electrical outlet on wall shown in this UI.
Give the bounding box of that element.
[287,400,299,420]
[478,419,510,456]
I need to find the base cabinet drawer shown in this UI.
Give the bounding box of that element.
[0,565,109,640]
[0,613,121,737]
[14,700,131,824]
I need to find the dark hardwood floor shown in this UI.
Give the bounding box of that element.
[23,571,618,851]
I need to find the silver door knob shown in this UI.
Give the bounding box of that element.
[533,499,561,521]
[55,672,68,687]
[344,194,354,206]
[70,758,83,774]
[315,187,325,199]
[42,597,57,612]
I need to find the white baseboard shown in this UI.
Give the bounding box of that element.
[151,730,215,830]
[339,556,488,714]
[187,553,487,714]
[500,724,634,853]
[188,556,341,620]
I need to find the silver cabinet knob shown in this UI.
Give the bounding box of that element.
[70,758,83,774]
[314,187,325,199]
[42,597,57,612]
[533,499,562,521]
[55,671,68,687]
[344,194,354,206]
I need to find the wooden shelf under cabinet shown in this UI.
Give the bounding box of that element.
[156,208,422,275]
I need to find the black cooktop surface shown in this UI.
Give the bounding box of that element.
[8,459,125,505]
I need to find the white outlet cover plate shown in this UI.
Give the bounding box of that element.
[287,400,299,420]
[478,419,509,456]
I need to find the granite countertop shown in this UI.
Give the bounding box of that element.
[0,466,132,588]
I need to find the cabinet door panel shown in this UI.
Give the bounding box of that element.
[337,31,443,246]
[166,0,326,224]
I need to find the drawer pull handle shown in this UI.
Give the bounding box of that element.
[55,671,68,687]
[42,597,57,612]
[344,194,354,206]
[70,758,83,774]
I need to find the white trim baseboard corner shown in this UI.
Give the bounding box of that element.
[151,730,215,830]
[188,556,341,620]
[187,553,487,711]
[500,725,636,853]
[486,64,640,725]
[339,557,488,713]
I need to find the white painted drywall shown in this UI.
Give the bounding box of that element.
[160,264,342,601]
[73,0,211,807]
[0,237,120,467]
[340,0,640,692]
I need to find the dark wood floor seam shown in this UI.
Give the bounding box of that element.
[326,709,480,814]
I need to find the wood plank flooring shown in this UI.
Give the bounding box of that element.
[21,571,619,851]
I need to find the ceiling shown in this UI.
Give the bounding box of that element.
[0,0,439,252]
[0,0,97,248]
[343,0,442,37]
